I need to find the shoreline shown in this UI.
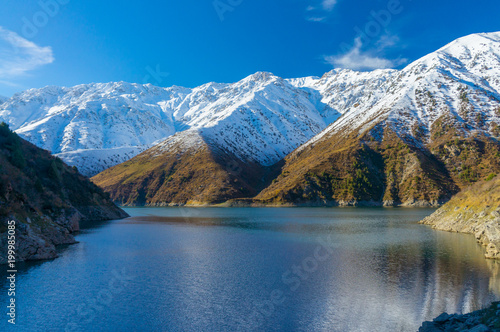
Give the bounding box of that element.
[116,199,447,208]
[419,302,500,331]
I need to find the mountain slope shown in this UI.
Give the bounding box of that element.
[90,74,340,205]
[92,129,282,205]
[0,123,128,263]
[297,32,500,147]
[254,32,500,206]
[0,73,338,176]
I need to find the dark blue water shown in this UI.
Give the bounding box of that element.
[2,207,500,331]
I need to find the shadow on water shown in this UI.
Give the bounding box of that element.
[78,217,117,231]
[0,217,119,287]
[124,215,281,231]
[121,213,430,240]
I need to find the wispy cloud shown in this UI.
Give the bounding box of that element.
[321,0,337,11]
[324,35,407,71]
[306,0,338,22]
[306,16,327,22]
[0,26,54,80]
[376,34,399,49]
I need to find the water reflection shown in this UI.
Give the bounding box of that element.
[0,207,498,332]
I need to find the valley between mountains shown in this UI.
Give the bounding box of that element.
[2,32,500,207]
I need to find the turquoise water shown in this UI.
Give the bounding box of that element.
[2,207,500,331]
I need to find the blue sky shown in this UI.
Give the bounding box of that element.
[0,0,499,96]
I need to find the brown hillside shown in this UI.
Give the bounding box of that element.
[91,131,280,206]
[253,121,500,206]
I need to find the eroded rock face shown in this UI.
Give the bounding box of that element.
[476,221,500,259]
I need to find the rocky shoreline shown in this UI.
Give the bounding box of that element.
[0,205,128,264]
[419,176,500,331]
[126,198,445,208]
[224,198,445,207]
[419,176,500,260]
[0,123,129,264]
[419,302,500,331]
[421,208,500,259]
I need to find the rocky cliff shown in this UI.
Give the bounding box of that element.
[0,123,128,264]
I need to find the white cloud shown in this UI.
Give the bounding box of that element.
[324,36,407,71]
[322,0,337,11]
[0,26,54,79]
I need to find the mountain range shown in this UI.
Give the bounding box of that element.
[2,31,500,206]
[0,72,339,176]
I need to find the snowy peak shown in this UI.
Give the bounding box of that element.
[300,31,500,150]
[244,71,276,82]
[401,32,500,96]
[437,31,500,57]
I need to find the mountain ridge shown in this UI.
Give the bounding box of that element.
[0,73,338,176]
[254,31,500,206]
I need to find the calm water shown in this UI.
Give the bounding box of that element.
[2,207,500,332]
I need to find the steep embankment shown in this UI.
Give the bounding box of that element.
[0,123,128,263]
[420,174,500,259]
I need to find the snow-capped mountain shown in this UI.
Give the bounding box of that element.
[0,74,338,176]
[296,32,500,150]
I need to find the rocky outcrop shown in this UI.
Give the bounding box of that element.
[420,175,500,259]
[0,123,128,264]
[419,302,500,331]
